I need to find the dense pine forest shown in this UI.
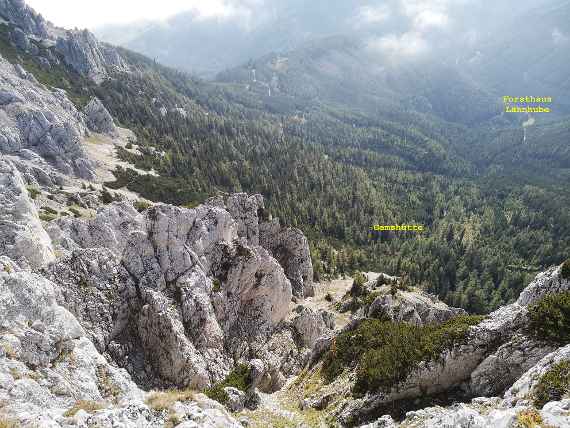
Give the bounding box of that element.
[3,24,569,314]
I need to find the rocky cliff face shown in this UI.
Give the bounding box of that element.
[0,0,128,83]
[0,54,96,179]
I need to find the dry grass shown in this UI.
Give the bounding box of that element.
[0,416,20,428]
[516,409,543,428]
[145,389,196,412]
[63,400,105,417]
[1,344,17,359]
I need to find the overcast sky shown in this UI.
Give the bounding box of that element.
[25,0,234,29]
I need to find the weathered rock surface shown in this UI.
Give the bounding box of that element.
[505,344,570,404]
[0,158,55,269]
[209,193,315,300]
[56,29,129,83]
[0,0,49,38]
[367,287,466,326]
[260,219,315,299]
[0,0,129,84]
[83,97,118,135]
[44,197,322,398]
[0,53,96,179]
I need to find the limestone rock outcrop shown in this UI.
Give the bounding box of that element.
[83,97,118,135]
[44,196,322,396]
[0,0,129,84]
[0,53,96,179]
[366,286,466,326]
[260,219,315,299]
[0,159,55,269]
[56,30,129,83]
[209,193,315,300]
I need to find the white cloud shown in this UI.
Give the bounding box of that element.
[25,0,236,29]
[413,10,448,30]
[368,31,430,58]
[552,28,569,45]
[357,5,391,25]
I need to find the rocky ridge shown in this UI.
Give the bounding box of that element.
[0,0,128,83]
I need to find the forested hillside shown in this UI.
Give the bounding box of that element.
[2,16,569,315]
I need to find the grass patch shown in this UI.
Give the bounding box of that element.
[145,389,195,412]
[26,186,41,200]
[533,360,570,408]
[528,292,570,345]
[69,207,82,218]
[322,315,485,394]
[204,363,251,405]
[63,400,105,417]
[39,213,58,222]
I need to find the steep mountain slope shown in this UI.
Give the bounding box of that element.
[4,0,570,316]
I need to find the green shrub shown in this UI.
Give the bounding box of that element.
[322,315,485,394]
[528,292,570,344]
[41,206,58,215]
[562,259,570,280]
[533,360,570,408]
[69,207,82,218]
[26,186,41,200]
[39,213,57,222]
[134,200,153,213]
[376,274,388,287]
[212,279,222,293]
[363,291,381,307]
[204,363,251,405]
[349,272,367,298]
[100,187,116,204]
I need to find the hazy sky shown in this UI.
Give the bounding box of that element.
[25,0,234,29]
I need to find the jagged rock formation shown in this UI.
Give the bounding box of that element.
[0,0,49,38]
[83,97,118,135]
[56,30,128,83]
[41,194,324,395]
[361,279,467,325]
[260,219,315,299]
[0,0,128,83]
[0,159,55,269]
[0,54,95,179]
[209,193,315,299]
[0,256,242,427]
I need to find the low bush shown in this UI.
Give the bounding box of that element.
[26,187,41,200]
[39,213,57,222]
[204,363,251,405]
[322,315,484,394]
[134,200,153,213]
[528,292,570,344]
[533,360,570,408]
